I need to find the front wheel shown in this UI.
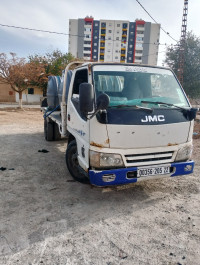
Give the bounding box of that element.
[65,140,89,184]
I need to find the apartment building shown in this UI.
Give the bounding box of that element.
[68,17,160,65]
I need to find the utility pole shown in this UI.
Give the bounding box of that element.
[177,0,189,85]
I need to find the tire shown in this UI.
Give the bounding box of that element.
[44,118,54,141]
[53,123,61,141]
[65,140,89,184]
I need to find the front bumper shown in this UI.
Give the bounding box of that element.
[89,161,194,186]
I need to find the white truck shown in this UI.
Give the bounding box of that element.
[43,62,197,186]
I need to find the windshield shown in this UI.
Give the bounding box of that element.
[92,65,190,109]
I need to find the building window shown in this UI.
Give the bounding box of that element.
[121,50,125,54]
[115,56,118,59]
[136,43,143,48]
[123,23,128,29]
[94,49,97,52]
[116,37,119,40]
[115,50,118,53]
[129,44,133,48]
[137,24,144,28]
[101,29,106,34]
[109,23,112,27]
[94,36,98,39]
[95,23,98,27]
[28,88,34,94]
[108,30,112,33]
[108,36,111,40]
[137,37,143,41]
[93,55,97,59]
[100,55,104,60]
[117,24,120,27]
[101,36,105,41]
[94,43,97,46]
[101,22,106,27]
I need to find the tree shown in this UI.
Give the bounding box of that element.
[29,50,75,93]
[165,32,200,98]
[0,53,46,108]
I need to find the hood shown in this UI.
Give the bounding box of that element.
[97,108,191,149]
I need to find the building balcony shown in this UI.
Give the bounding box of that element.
[134,59,142,63]
[136,33,144,38]
[136,26,144,31]
[84,24,92,28]
[83,50,91,54]
[135,46,143,50]
[83,44,91,48]
[84,37,91,41]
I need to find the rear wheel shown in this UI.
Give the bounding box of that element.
[53,123,61,141]
[65,140,89,184]
[44,118,54,141]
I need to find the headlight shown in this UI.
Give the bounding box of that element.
[175,144,193,162]
[90,151,124,168]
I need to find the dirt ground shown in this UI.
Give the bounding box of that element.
[0,109,200,265]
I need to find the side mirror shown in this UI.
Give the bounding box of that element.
[187,108,198,121]
[79,83,94,114]
[96,93,110,110]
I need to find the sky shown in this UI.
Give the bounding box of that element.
[0,0,199,66]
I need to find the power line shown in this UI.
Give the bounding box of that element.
[0,23,175,47]
[0,23,68,36]
[135,0,178,43]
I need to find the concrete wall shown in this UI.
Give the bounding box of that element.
[0,83,16,102]
[148,23,160,65]
[68,19,78,57]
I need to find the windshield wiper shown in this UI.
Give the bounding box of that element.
[141,100,187,111]
[109,104,153,112]
[141,100,198,121]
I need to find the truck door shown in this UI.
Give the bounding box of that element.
[67,68,90,170]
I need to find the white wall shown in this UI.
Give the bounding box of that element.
[148,23,160,65]
[15,93,41,103]
[68,19,78,57]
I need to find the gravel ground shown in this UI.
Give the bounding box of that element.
[0,109,199,265]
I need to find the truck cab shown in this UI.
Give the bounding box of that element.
[45,62,197,186]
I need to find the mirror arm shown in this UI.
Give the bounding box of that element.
[87,108,100,120]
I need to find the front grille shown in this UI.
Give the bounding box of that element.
[124,151,174,167]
